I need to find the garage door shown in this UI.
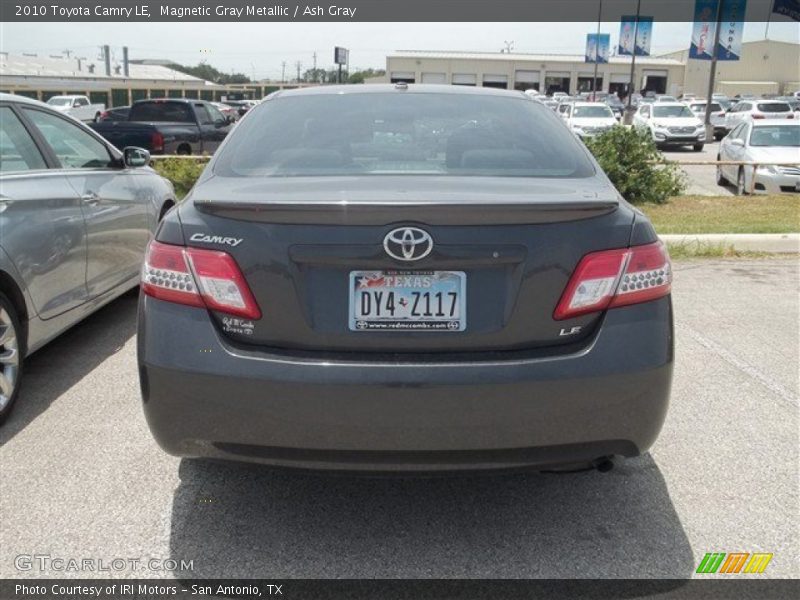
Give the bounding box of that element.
[421,72,447,84]
[452,73,477,86]
[515,70,540,84]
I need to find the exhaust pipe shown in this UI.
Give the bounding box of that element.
[592,457,615,473]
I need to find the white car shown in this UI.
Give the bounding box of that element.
[688,101,727,140]
[654,95,678,103]
[45,95,105,122]
[724,100,794,132]
[717,120,800,195]
[633,102,706,151]
[564,102,618,139]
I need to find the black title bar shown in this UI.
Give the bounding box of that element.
[0,0,790,22]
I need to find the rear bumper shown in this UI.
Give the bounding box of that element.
[138,295,674,471]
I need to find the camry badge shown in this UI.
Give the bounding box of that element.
[383,227,433,261]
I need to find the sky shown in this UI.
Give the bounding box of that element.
[1,21,797,81]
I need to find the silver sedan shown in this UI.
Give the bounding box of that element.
[0,93,176,422]
[717,119,800,195]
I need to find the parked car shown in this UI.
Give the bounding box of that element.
[724,99,795,132]
[717,120,800,195]
[775,96,800,112]
[654,95,678,103]
[688,101,727,140]
[45,95,105,122]
[542,99,559,111]
[212,102,239,122]
[604,95,625,120]
[633,101,706,151]
[138,84,674,473]
[565,102,618,139]
[0,93,176,422]
[224,99,257,117]
[98,106,130,122]
[89,98,233,155]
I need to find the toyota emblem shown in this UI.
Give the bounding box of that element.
[383,227,433,261]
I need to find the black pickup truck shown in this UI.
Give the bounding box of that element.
[89,99,234,155]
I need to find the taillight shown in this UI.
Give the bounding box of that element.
[99,111,109,120]
[554,241,671,320]
[151,131,164,153]
[142,241,261,319]
[787,114,794,119]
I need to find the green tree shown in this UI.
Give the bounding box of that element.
[584,127,685,204]
[168,62,250,84]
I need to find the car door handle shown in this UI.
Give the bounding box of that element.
[81,192,99,205]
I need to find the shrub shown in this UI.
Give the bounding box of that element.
[584,127,685,204]
[152,157,207,199]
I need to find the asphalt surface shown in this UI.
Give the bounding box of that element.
[1,260,798,579]
[660,140,736,197]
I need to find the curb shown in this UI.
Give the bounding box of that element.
[660,233,800,254]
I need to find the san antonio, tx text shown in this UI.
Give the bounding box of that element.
[16,583,282,597]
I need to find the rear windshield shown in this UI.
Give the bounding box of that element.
[690,103,722,112]
[573,106,614,118]
[213,93,595,178]
[130,101,194,123]
[749,125,800,147]
[757,103,791,113]
[653,106,694,118]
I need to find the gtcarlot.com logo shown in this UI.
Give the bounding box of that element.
[696,552,773,574]
[15,554,194,572]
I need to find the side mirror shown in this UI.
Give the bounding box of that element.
[214,118,227,128]
[729,138,744,147]
[123,146,150,168]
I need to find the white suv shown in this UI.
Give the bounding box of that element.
[633,102,706,151]
[724,100,794,132]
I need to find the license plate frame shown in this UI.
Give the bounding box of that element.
[348,270,466,332]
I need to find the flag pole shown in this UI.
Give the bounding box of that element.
[765,0,774,39]
[625,0,642,112]
[704,0,725,139]
[592,0,603,100]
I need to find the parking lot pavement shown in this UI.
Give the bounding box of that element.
[1,260,798,579]
[660,141,736,197]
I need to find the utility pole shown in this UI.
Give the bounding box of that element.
[592,0,603,100]
[281,61,286,83]
[703,0,725,140]
[625,0,641,112]
[312,51,317,82]
[295,61,302,83]
[63,49,72,58]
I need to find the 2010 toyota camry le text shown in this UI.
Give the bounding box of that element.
[137,84,674,472]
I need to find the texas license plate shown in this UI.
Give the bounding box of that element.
[349,271,466,332]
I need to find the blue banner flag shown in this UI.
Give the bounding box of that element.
[717,0,746,60]
[618,16,653,57]
[635,17,653,56]
[689,0,719,60]
[772,0,800,22]
[585,33,610,63]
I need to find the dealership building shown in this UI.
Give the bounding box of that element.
[379,40,800,97]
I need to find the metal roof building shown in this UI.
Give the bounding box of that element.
[0,51,225,107]
[378,41,800,97]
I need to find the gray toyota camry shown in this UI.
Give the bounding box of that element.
[138,84,673,472]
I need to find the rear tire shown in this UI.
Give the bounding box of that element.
[176,144,191,156]
[693,143,704,152]
[716,157,728,186]
[714,133,724,141]
[0,293,23,425]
